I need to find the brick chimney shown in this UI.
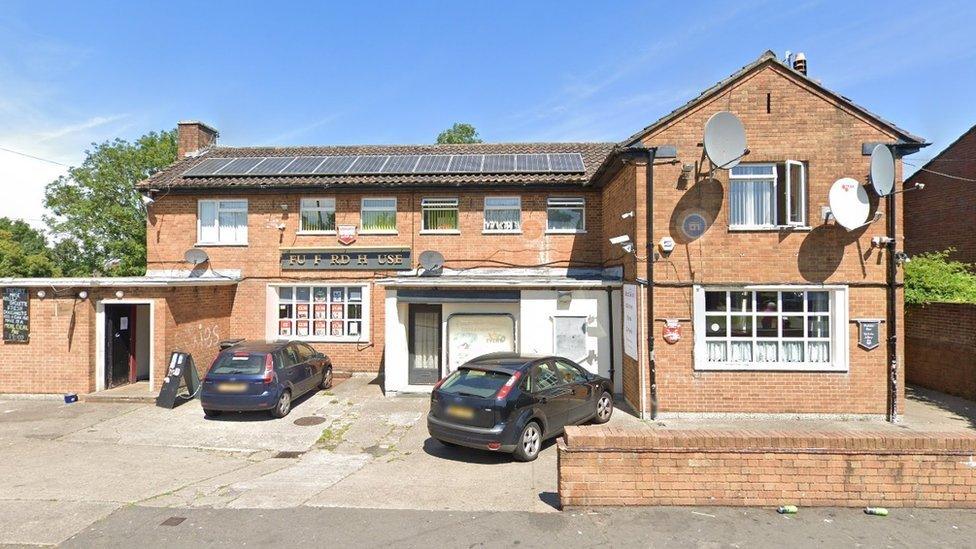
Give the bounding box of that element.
[177,121,219,158]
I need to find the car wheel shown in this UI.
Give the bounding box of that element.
[593,392,613,424]
[270,390,292,419]
[513,421,542,462]
[319,368,333,390]
[203,409,222,418]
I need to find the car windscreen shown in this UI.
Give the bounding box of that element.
[438,368,512,398]
[209,352,267,375]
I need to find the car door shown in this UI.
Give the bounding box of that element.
[530,361,575,433]
[278,345,305,393]
[552,359,594,424]
[296,343,319,389]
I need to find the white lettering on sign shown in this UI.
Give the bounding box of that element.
[623,284,638,360]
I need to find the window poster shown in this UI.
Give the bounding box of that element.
[331,304,344,319]
[279,320,293,336]
[296,321,309,337]
[314,304,327,319]
[330,320,344,336]
[296,304,309,319]
[347,321,360,336]
[331,288,344,302]
[314,321,327,336]
[447,315,515,372]
[313,288,328,302]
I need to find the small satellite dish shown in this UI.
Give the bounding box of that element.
[418,250,444,276]
[828,178,870,230]
[184,248,210,265]
[869,144,895,197]
[703,111,748,169]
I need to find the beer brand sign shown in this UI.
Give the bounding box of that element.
[280,247,411,271]
[337,225,357,245]
[662,319,681,344]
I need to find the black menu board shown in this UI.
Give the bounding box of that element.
[3,287,30,343]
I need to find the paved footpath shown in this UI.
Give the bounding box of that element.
[61,505,976,548]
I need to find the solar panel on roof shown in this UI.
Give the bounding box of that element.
[381,155,420,173]
[415,155,451,173]
[248,157,297,175]
[183,157,235,176]
[516,154,548,172]
[281,156,326,174]
[449,154,482,172]
[482,154,515,173]
[547,153,585,172]
[348,155,389,174]
[217,157,265,175]
[315,156,357,174]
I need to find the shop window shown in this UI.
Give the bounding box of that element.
[361,197,397,233]
[197,199,247,245]
[483,196,521,233]
[694,287,846,371]
[729,162,807,229]
[276,285,367,342]
[421,198,459,232]
[300,198,336,233]
[546,197,585,233]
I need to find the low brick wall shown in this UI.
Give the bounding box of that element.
[906,303,976,401]
[558,426,976,508]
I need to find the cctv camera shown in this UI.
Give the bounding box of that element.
[609,235,632,246]
[620,211,635,219]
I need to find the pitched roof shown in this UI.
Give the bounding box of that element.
[139,142,616,191]
[905,122,976,185]
[621,50,926,147]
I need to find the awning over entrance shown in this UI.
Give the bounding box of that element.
[396,289,520,303]
[377,266,623,289]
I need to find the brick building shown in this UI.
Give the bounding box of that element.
[1,51,926,419]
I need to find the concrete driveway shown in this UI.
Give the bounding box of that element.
[0,376,639,545]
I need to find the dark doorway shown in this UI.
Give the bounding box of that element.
[408,304,442,385]
[104,304,135,389]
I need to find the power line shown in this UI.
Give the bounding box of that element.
[903,161,976,183]
[0,145,71,167]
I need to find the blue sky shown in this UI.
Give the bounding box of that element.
[1,0,974,226]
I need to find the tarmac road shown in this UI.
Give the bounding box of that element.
[61,505,976,548]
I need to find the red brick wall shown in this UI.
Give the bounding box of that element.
[164,286,236,381]
[905,127,976,263]
[624,61,907,415]
[558,426,976,508]
[906,303,976,401]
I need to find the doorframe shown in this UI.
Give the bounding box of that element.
[95,299,155,392]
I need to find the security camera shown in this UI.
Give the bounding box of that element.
[609,234,632,246]
[620,211,635,219]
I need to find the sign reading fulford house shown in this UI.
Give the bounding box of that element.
[281,247,411,271]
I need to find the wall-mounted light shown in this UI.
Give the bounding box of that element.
[280,204,289,211]
[78,291,89,300]
[115,290,124,299]
[681,163,695,175]
[557,291,573,305]
[37,290,46,299]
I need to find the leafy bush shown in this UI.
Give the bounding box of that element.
[904,249,976,305]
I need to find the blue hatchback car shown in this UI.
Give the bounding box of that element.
[201,341,332,419]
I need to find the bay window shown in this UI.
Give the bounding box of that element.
[483,196,521,233]
[729,162,807,229]
[421,197,459,232]
[694,286,847,371]
[276,285,368,342]
[197,199,247,245]
[300,198,336,233]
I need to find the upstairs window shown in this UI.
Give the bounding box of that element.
[198,199,247,245]
[547,197,586,233]
[729,162,806,229]
[483,196,521,233]
[421,198,459,232]
[361,197,397,233]
[300,198,336,233]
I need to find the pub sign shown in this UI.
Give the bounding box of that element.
[281,247,411,271]
[856,319,881,350]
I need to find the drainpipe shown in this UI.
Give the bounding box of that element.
[645,149,657,420]
[886,187,898,422]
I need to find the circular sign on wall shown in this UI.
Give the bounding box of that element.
[680,212,708,240]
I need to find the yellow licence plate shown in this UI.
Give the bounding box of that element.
[217,382,248,393]
[445,405,475,420]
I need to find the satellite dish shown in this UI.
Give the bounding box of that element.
[870,144,895,196]
[703,111,748,169]
[184,248,210,265]
[418,250,444,276]
[828,178,870,230]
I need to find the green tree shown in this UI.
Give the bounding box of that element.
[44,129,177,277]
[904,249,976,305]
[436,123,482,144]
[0,217,60,277]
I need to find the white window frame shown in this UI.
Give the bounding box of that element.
[196,199,248,246]
[728,162,808,230]
[360,197,398,234]
[483,196,522,234]
[298,197,337,234]
[546,197,586,234]
[272,284,370,343]
[693,285,848,372]
[420,197,460,234]
[784,160,807,227]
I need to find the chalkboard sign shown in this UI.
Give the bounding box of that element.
[155,351,201,409]
[2,287,29,343]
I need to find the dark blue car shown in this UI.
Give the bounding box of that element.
[201,341,332,419]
